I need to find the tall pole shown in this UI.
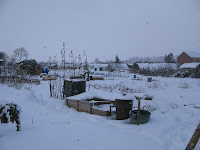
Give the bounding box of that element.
[63,42,65,70]
[49,57,52,97]
[62,42,66,99]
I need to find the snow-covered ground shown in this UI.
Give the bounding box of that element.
[0,74,200,150]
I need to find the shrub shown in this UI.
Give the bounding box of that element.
[0,103,21,131]
[130,67,177,77]
[179,82,190,89]
[17,59,43,75]
[132,63,140,73]
[194,65,200,78]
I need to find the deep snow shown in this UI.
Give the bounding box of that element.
[0,75,200,150]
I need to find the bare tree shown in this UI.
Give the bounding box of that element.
[8,55,17,66]
[13,47,29,62]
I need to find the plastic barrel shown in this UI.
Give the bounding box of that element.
[115,99,133,120]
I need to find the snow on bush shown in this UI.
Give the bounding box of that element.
[88,81,146,94]
[0,102,21,131]
[51,77,64,99]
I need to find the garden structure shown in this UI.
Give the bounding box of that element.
[66,98,133,119]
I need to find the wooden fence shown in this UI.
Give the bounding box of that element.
[0,76,40,85]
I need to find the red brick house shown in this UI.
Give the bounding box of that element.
[177,51,200,65]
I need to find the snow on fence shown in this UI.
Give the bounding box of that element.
[66,99,111,116]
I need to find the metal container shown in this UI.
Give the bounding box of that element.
[63,80,86,97]
[115,99,133,120]
[129,110,151,124]
[147,77,152,82]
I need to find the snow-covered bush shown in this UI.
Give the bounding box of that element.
[194,65,200,78]
[0,103,21,131]
[51,77,64,99]
[179,82,190,89]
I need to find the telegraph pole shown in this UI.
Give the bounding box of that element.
[61,42,66,99]
[62,42,66,70]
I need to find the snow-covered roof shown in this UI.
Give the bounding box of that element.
[89,64,108,68]
[179,63,200,69]
[49,64,57,67]
[0,59,3,62]
[185,51,200,58]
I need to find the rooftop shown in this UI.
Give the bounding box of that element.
[185,51,200,58]
[179,63,200,69]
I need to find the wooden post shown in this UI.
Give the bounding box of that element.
[137,100,141,125]
[66,99,68,106]
[186,123,200,150]
[77,100,80,111]
[50,81,52,97]
[107,111,110,117]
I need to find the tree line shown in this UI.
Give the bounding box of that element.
[93,53,176,64]
[0,47,42,76]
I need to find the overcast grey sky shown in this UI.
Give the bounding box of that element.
[1,0,200,62]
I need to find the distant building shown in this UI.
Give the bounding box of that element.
[48,63,58,69]
[0,59,3,66]
[0,59,3,74]
[89,64,108,72]
[178,63,200,77]
[89,63,129,72]
[177,51,200,65]
[179,63,200,70]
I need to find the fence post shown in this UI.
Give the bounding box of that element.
[77,100,80,111]
[90,103,93,114]
[66,99,68,106]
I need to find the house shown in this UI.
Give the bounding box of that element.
[178,63,200,77]
[177,51,200,65]
[179,63,200,71]
[0,59,3,66]
[89,64,108,72]
[0,59,3,74]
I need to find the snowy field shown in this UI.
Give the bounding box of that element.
[0,74,200,150]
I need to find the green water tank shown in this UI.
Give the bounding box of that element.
[63,80,86,97]
[129,110,151,124]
